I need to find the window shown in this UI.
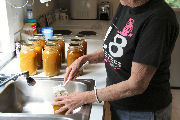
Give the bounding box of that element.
[0,0,25,69]
[165,0,180,8]
[0,0,13,69]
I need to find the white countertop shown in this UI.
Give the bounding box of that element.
[0,20,110,120]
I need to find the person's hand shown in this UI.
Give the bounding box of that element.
[64,56,86,84]
[52,92,88,115]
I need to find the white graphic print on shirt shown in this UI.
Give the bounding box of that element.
[104,18,135,69]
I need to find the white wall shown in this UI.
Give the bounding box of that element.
[0,0,56,52]
[29,0,55,18]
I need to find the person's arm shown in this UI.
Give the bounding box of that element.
[53,62,156,114]
[84,48,104,64]
[86,62,156,103]
[64,48,104,82]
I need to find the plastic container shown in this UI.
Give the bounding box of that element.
[23,24,34,36]
[42,27,53,40]
[25,18,37,34]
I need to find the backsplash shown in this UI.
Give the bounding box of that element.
[29,1,55,18]
[54,0,120,20]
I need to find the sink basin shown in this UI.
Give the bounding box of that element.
[0,77,95,120]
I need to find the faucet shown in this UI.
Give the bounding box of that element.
[0,71,36,87]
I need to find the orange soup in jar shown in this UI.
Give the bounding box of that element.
[54,34,65,63]
[43,43,60,76]
[20,44,37,75]
[53,85,69,115]
[76,34,87,55]
[67,44,83,67]
[28,38,42,69]
[34,34,46,49]
[58,40,65,63]
[47,39,62,68]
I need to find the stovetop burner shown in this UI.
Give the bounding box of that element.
[78,31,96,36]
[53,30,72,35]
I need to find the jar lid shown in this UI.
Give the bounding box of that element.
[27,9,32,11]
[76,34,85,37]
[71,39,81,41]
[48,39,58,41]
[28,38,39,41]
[34,34,43,36]
[45,43,57,46]
[54,34,63,36]
[25,18,36,23]
[69,43,80,46]
[22,43,33,46]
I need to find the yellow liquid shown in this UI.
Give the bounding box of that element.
[53,105,68,115]
[20,50,37,75]
[34,46,42,69]
[43,50,60,76]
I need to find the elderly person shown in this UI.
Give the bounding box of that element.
[52,0,179,119]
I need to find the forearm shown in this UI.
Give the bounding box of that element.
[85,79,140,104]
[81,48,104,64]
[84,62,156,104]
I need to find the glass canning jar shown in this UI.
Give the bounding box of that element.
[76,34,87,55]
[53,35,65,63]
[47,39,62,68]
[43,43,60,76]
[20,44,37,75]
[67,44,83,75]
[28,38,42,69]
[34,34,47,49]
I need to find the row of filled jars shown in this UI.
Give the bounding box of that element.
[20,34,87,76]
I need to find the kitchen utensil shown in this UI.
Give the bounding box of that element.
[99,1,111,20]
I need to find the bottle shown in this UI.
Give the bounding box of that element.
[27,9,33,19]
[43,43,60,76]
[20,44,37,76]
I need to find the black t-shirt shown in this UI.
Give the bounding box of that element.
[104,0,179,111]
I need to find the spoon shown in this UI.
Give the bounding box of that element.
[62,61,89,87]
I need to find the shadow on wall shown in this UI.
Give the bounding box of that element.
[30,0,55,18]
[170,11,180,87]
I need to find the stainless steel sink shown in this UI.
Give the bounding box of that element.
[0,77,95,120]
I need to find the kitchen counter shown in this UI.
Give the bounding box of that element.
[0,20,111,120]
